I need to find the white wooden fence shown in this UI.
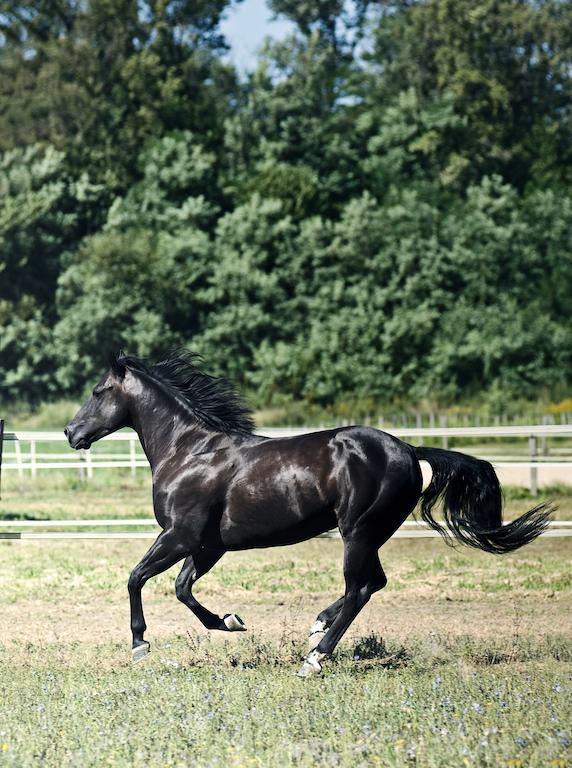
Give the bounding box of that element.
[1,422,571,540]
[2,424,572,493]
[1,519,571,540]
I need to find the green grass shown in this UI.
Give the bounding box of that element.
[0,515,570,766]
[0,634,570,767]
[2,400,82,432]
[0,471,570,766]
[0,473,153,522]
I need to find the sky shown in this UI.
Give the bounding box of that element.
[220,0,295,71]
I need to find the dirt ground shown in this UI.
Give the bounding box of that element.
[2,574,570,647]
[1,532,570,652]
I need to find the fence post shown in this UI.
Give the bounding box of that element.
[86,449,93,479]
[440,415,448,450]
[541,416,548,456]
[416,413,423,446]
[130,439,137,478]
[79,450,86,481]
[30,440,37,479]
[15,439,23,479]
[529,435,538,497]
[0,420,3,498]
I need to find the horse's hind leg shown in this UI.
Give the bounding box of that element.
[175,552,247,632]
[308,596,344,649]
[298,539,386,676]
[308,554,387,649]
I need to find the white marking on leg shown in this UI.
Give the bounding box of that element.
[297,650,326,678]
[309,619,326,635]
[308,619,327,650]
[223,613,247,632]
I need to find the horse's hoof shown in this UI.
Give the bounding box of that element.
[308,619,327,650]
[297,650,325,678]
[223,613,247,632]
[132,642,150,663]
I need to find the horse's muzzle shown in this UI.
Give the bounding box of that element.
[64,425,91,450]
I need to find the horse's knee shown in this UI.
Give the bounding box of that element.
[175,575,188,602]
[359,584,372,607]
[344,585,370,612]
[127,566,149,595]
[128,567,144,594]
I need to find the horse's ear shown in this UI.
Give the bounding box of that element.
[110,351,127,378]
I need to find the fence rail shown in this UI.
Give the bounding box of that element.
[2,425,572,494]
[1,518,571,540]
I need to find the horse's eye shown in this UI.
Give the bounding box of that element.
[93,389,104,398]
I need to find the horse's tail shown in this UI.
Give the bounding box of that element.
[414,446,554,554]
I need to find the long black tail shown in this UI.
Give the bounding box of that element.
[414,446,554,554]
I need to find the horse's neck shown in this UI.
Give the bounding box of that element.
[125,373,222,470]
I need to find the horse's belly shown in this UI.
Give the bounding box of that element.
[219,507,337,550]
[219,478,335,549]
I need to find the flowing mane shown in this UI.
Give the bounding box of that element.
[112,349,255,435]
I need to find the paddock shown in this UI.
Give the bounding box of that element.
[0,427,571,767]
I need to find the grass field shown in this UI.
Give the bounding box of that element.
[1,472,571,767]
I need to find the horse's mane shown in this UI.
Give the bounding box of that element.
[112,349,255,436]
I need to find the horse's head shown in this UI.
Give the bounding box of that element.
[65,364,131,450]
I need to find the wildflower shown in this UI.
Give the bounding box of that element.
[1,744,9,752]
[556,731,571,748]
[472,702,484,714]
[515,736,528,748]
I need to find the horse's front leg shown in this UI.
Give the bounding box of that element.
[128,528,189,661]
[175,552,247,632]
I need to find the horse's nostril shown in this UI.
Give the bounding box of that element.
[64,427,70,438]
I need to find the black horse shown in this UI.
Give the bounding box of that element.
[65,350,553,676]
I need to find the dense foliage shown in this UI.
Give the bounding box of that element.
[1,0,571,408]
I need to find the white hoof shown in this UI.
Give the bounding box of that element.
[308,619,327,650]
[223,613,247,632]
[297,650,325,678]
[132,642,150,663]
